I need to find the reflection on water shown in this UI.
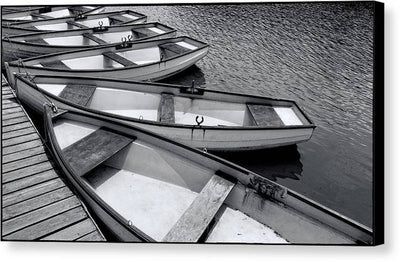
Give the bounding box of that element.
[215,145,303,182]
[161,65,206,87]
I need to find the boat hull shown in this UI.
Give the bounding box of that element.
[2,31,176,64]
[16,79,313,151]
[6,46,209,84]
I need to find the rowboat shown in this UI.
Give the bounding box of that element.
[2,23,177,63]
[5,36,209,84]
[15,74,315,151]
[2,10,147,36]
[2,6,104,24]
[42,105,372,243]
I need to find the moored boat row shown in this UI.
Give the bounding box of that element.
[1,5,373,244]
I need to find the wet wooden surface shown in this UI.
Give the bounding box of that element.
[1,75,105,241]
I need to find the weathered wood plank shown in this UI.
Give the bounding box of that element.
[2,90,13,95]
[2,170,59,195]
[2,102,21,109]
[76,230,105,241]
[2,111,26,120]
[3,206,87,240]
[2,106,23,115]
[62,128,133,176]
[2,126,36,140]
[247,104,284,126]
[2,161,54,183]
[2,133,40,148]
[41,218,96,241]
[2,121,32,133]
[2,97,18,104]
[2,196,81,236]
[2,145,46,164]
[2,94,15,99]
[39,60,70,69]
[2,116,30,127]
[3,153,50,174]
[103,51,136,67]
[3,139,43,155]
[159,93,175,123]
[163,175,235,242]
[3,187,74,221]
[59,84,97,106]
[3,179,65,207]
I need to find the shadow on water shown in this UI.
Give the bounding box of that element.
[157,65,206,87]
[214,145,303,182]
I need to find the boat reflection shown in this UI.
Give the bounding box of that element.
[215,145,303,182]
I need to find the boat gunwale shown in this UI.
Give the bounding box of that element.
[16,74,316,130]
[44,107,372,243]
[2,22,178,48]
[7,36,210,75]
[3,9,147,27]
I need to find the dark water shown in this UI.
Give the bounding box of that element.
[106,3,373,227]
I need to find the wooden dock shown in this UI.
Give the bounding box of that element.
[1,75,106,241]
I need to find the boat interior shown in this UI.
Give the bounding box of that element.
[52,116,288,242]
[38,83,305,127]
[20,25,171,46]
[29,39,201,69]
[2,6,98,21]
[16,12,145,31]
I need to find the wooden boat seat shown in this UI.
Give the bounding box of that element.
[103,51,137,67]
[82,33,108,44]
[159,43,188,60]
[40,60,70,69]
[58,84,97,106]
[62,128,134,177]
[247,104,284,126]
[158,93,175,124]
[108,15,133,24]
[24,38,48,45]
[162,175,234,242]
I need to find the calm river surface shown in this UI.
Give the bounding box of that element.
[108,2,373,227]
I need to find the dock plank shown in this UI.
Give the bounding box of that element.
[2,102,21,109]
[2,153,49,173]
[3,139,43,155]
[163,175,235,242]
[2,127,37,140]
[2,161,54,183]
[2,111,26,120]
[2,106,20,115]
[2,121,32,133]
[2,170,59,195]
[3,206,87,240]
[2,146,46,164]
[2,133,40,148]
[3,187,74,221]
[2,116,30,127]
[41,218,96,241]
[3,179,65,207]
[2,196,81,236]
